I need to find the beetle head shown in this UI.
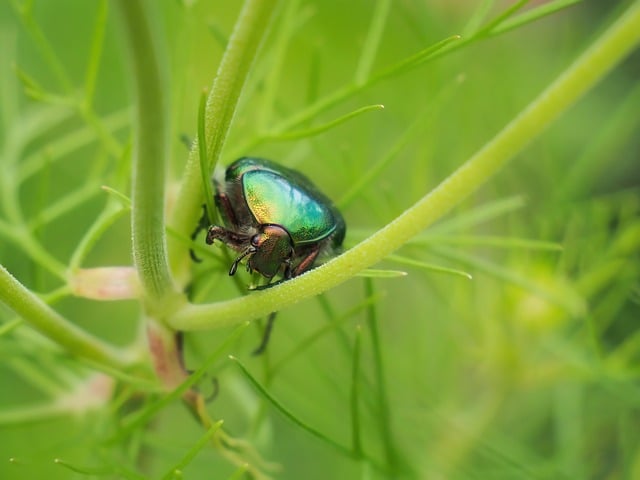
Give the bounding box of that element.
[249,225,293,278]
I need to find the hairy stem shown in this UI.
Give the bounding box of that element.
[0,265,133,369]
[115,0,180,313]
[167,0,278,283]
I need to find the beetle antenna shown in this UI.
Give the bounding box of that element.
[229,247,255,276]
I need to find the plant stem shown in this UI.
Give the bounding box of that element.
[364,278,398,470]
[115,0,179,312]
[168,0,640,331]
[354,0,391,85]
[350,325,363,456]
[167,0,278,282]
[0,265,132,370]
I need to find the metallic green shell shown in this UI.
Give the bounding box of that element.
[241,169,336,245]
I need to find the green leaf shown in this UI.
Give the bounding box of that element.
[350,325,363,455]
[113,322,249,441]
[231,355,353,457]
[388,255,473,280]
[161,420,224,480]
[490,0,584,36]
[356,269,408,278]
[270,104,385,141]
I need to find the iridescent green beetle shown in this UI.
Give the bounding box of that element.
[206,157,346,285]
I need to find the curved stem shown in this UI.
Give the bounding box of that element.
[0,265,132,369]
[168,0,640,331]
[115,0,179,312]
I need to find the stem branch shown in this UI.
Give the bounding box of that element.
[0,265,132,369]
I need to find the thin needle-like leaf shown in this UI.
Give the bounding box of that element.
[53,458,145,480]
[100,186,132,207]
[198,89,216,225]
[433,246,586,315]
[364,278,398,470]
[231,355,354,457]
[69,199,129,271]
[370,35,462,82]
[161,421,224,480]
[356,269,408,278]
[28,182,101,230]
[271,293,382,376]
[428,196,527,233]
[350,325,363,456]
[207,23,229,50]
[226,463,250,480]
[113,322,249,441]
[258,0,300,131]
[338,74,464,208]
[462,0,497,37]
[490,0,584,36]
[388,254,473,280]
[18,109,130,182]
[0,318,23,337]
[7,357,69,397]
[412,234,563,252]
[474,0,529,38]
[83,0,108,108]
[11,0,73,92]
[355,0,392,85]
[269,104,385,141]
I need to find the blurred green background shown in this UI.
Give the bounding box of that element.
[1,0,639,478]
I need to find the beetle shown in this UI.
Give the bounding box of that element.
[205,157,345,282]
[203,157,346,353]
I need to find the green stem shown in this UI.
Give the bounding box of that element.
[364,278,398,470]
[168,0,640,331]
[167,0,278,282]
[115,0,179,311]
[0,402,71,425]
[0,264,132,369]
[197,90,216,225]
[350,325,363,456]
[354,0,391,85]
[268,104,384,140]
[0,222,67,280]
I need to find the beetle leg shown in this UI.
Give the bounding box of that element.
[206,225,250,247]
[206,226,256,275]
[215,192,239,229]
[252,311,277,356]
[250,247,318,290]
[189,204,209,263]
[282,258,292,280]
[249,248,319,291]
[292,245,321,277]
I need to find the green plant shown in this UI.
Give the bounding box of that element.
[1,0,639,478]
